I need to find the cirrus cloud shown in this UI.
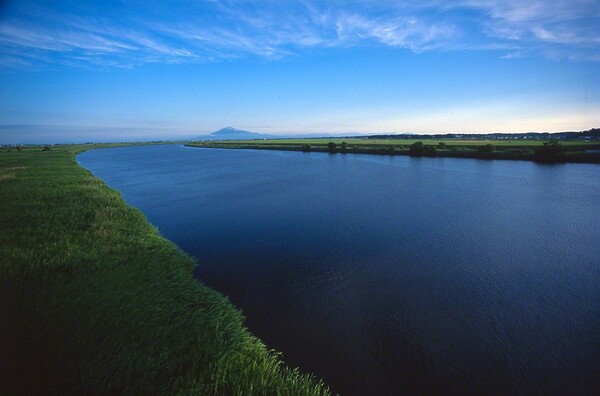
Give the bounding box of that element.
[0,0,598,68]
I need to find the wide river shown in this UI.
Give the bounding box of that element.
[78,144,600,395]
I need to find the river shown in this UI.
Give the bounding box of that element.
[78,144,600,395]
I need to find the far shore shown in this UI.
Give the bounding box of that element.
[186,138,600,164]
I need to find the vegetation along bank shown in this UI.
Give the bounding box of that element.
[187,138,600,164]
[0,144,330,395]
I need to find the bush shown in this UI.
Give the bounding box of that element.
[478,144,494,153]
[301,144,311,152]
[409,141,436,157]
[327,142,336,153]
[534,140,566,162]
[340,142,348,153]
[409,141,425,155]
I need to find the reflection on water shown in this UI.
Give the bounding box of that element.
[79,145,600,395]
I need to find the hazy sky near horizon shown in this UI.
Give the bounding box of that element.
[1,0,599,143]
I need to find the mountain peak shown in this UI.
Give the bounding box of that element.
[211,127,253,135]
[197,126,273,140]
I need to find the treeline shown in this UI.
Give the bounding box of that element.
[302,140,598,163]
[187,139,600,164]
[367,127,600,141]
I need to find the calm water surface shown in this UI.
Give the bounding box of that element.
[78,145,600,395]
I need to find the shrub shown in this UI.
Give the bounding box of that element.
[478,144,494,153]
[409,141,425,155]
[327,142,336,153]
[409,142,436,157]
[534,140,566,162]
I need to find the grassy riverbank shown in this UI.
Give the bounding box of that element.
[0,144,330,395]
[187,138,600,163]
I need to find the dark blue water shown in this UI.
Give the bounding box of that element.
[78,145,600,395]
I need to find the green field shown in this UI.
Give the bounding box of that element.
[187,138,600,163]
[0,144,330,395]
[200,138,596,147]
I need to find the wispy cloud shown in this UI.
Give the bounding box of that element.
[464,0,600,60]
[1,0,599,68]
[332,12,457,51]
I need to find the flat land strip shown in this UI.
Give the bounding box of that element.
[188,138,600,163]
[0,144,329,395]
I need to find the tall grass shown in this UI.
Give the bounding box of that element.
[0,145,330,395]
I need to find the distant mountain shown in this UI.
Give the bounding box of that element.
[211,127,257,137]
[192,126,274,140]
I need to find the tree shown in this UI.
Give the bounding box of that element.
[425,145,437,156]
[301,144,311,152]
[438,142,446,150]
[327,142,337,153]
[409,141,425,156]
[478,144,494,153]
[340,141,348,153]
[534,139,566,162]
[409,141,437,157]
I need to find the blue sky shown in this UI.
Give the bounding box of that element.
[1,0,599,143]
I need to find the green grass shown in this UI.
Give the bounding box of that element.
[187,138,600,163]
[0,144,330,395]
[192,137,599,147]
